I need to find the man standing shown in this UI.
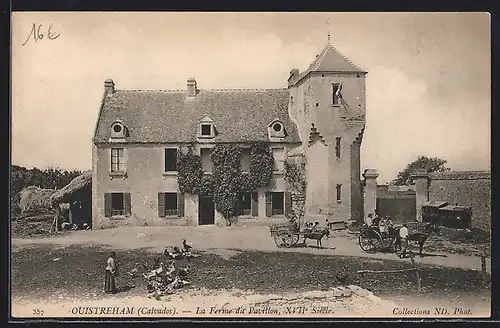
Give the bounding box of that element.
[365,213,374,227]
[399,224,409,258]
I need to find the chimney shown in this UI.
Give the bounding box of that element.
[104,79,115,95]
[187,78,197,97]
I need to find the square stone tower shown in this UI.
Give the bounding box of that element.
[287,42,367,222]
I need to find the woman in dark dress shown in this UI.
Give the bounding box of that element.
[105,251,118,294]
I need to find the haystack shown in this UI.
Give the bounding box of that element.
[18,186,56,213]
[50,170,92,208]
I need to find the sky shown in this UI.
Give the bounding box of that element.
[11,12,491,183]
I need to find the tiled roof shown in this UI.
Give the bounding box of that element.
[93,88,302,144]
[291,43,366,85]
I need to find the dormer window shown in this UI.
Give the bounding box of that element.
[201,124,212,136]
[267,119,286,139]
[272,122,283,133]
[110,121,128,139]
[198,114,216,139]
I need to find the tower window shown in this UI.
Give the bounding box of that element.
[332,83,341,105]
[335,137,342,159]
[336,184,342,202]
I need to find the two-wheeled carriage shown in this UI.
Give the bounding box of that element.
[269,221,301,248]
[269,219,330,248]
[358,225,398,253]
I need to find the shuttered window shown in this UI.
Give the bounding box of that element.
[238,192,252,215]
[158,192,184,218]
[104,192,131,217]
[271,192,285,215]
[165,193,178,216]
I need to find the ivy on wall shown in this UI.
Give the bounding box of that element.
[249,141,275,190]
[176,146,203,194]
[284,161,306,195]
[211,144,242,220]
[284,160,307,222]
[176,142,275,224]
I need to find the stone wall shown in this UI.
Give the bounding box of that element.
[428,171,491,232]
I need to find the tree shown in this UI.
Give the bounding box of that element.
[394,156,450,185]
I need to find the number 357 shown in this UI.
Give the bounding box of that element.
[33,309,44,316]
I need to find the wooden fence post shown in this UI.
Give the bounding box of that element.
[480,249,488,287]
[410,252,421,292]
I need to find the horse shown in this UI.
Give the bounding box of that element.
[302,228,330,248]
[392,222,440,256]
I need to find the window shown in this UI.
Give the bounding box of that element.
[272,192,285,215]
[332,83,340,105]
[201,124,212,136]
[111,148,125,173]
[238,192,252,215]
[104,192,131,217]
[268,120,285,139]
[111,193,124,216]
[165,148,177,172]
[240,148,251,172]
[165,193,178,216]
[200,148,212,173]
[335,137,342,159]
[272,148,285,172]
[158,192,184,218]
[336,184,342,202]
[198,115,216,138]
[111,121,128,139]
[272,123,282,132]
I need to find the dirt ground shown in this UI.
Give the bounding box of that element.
[12,226,492,272]
[11,226,491,319]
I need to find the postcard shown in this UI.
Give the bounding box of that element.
[10,11,491,320]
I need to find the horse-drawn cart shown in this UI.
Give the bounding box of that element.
[269,222,301,248]
[358,225,397,253]
[269,220,330,248]
[358,222,440,255]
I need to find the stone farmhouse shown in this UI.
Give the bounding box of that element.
[91,40,368,229]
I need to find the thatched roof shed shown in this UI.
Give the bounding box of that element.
[19,186,56,213]
[50,170,92,207]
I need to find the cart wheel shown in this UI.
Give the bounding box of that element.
[291,234,300,246]
[274,234,286,248]
[359,230,380,253]
[281,233,296,248]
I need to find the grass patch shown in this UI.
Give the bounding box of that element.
[11,244,490,302]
